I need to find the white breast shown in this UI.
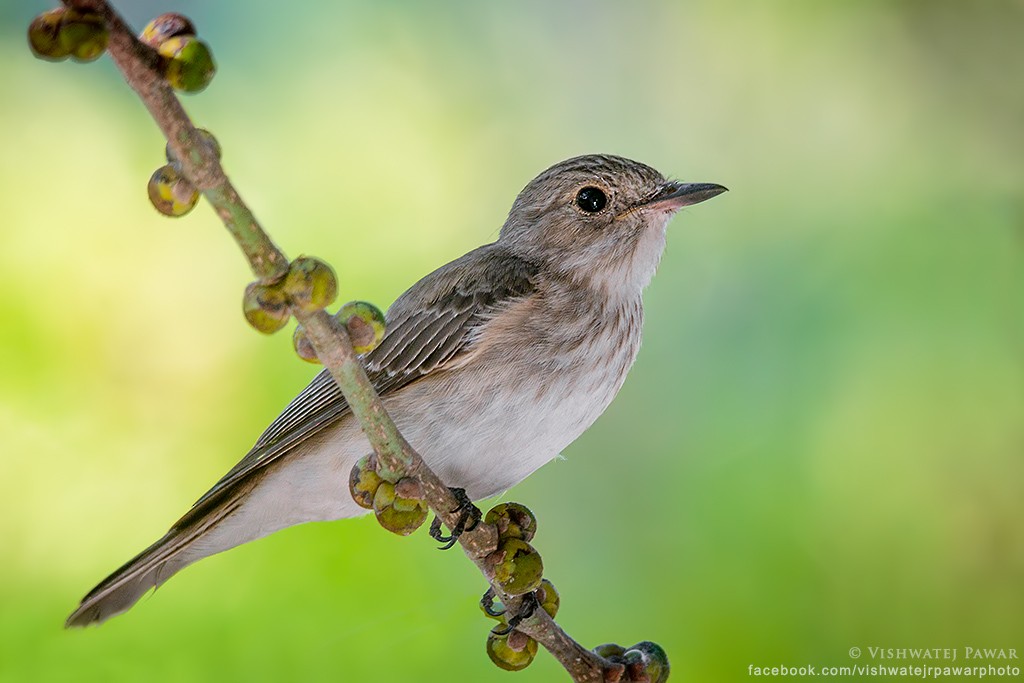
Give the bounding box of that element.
[390,294,644,499]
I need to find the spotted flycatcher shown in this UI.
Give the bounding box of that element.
[67,153,726,626]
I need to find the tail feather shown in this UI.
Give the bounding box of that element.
[65,483,252,628]
[65,544,195,627]
[66,439,365,627]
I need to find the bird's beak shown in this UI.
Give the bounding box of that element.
[640,181,728,212]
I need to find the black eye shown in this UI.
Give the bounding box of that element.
[575,186,607,213]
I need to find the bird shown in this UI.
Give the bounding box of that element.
[66,153,726,627]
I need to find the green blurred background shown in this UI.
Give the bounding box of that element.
[2,1,1022,681]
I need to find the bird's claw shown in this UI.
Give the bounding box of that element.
[490,590,539,636]
[429,487,481,550]
[480,587,505,618]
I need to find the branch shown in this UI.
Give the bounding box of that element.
[52,2,644,680]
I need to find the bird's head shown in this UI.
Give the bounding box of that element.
[499,154,726,294]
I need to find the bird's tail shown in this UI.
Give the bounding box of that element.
[67,431,367,627]
[65,481,261,628]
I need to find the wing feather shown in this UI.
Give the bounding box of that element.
[192,244,539,508]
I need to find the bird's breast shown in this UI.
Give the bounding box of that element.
[391,291,644,498]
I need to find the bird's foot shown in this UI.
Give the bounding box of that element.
[480,586,506,619]
[482,587,539,636]
[429,487,481,550]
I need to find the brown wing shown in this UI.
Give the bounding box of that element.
[65,244,539,627]
[192,244,538,508]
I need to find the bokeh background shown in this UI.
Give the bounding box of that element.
[2,1,1022,681]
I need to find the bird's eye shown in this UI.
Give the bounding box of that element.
[575,186,607,213]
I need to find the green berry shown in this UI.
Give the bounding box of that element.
[335,301,387,354]
[372,479,428,536]
[486,629,538,672]
[147,164,199,217]
[625,642,670,683]
[59,10,107,62]
[158,35,216,93]
[622,648,645,674]
[348,454,382,509]
[489,537,543,596]
[535,579,560,618]
[484,502,537,542]
[166,128,222,165]
[28,9,70,61]
[593,643,626,659]
[242,281,290,334]
[284,257,338,313]
[139,13,195,49]
[391,478,425,512]
[373,480,395,506]
[292,325,320,364]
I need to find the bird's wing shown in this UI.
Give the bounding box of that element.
[64,245,540,627]
[192,245,539,508]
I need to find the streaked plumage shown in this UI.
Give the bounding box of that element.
[66,154,726,627]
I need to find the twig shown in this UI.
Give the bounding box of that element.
[61,1,614,679]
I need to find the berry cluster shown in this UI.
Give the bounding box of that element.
[484,503,544,595]
[137,13,218,218]
[148,128,219,217]
[593,641,671,683]
[28,8,215,95]
[476,503,546,670]
[243,257,339,334]
[349,453,429,535]
[482,578,560,672]
[28,8,108,62]
[139,13,215,93]
[29,8,380,361]
[294,300,386,363]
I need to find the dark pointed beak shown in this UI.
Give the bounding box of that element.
[641,181,728,211]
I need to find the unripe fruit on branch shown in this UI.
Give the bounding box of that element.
[335,301,386,354]
[242,281,290,334]
[624,641,670,683]
[284,257,338,313]
[592,641,670,683]
[166,128,221,165]
[27,9,68,61]
[28,8,108,63]
[486,629,538,671]
[147,164,199,217]
[535,579,560,619]
[349,454,383,510]
[372,478,428,536]
[488,537,543,596]
[292,325,319,364]
[158,35,215,93]
[485,502,537,543]
[139,13,195,49]
[59,10,107,62]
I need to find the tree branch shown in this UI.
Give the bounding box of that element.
[58,1,621,680]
